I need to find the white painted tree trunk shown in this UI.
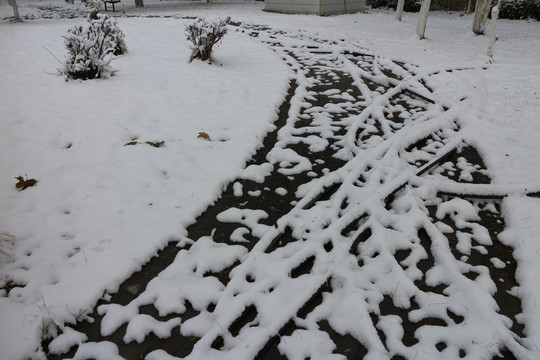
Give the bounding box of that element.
[472,0,494,35]
[487,0,503,59]
[8,0,21,21]
[396,0,405,21]
[416,0,432,39]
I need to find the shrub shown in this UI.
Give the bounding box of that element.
[498,0,540,20]
[63,14,127,80]
[185,17,230,63]
[367,0,421,12]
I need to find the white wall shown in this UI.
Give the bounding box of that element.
[321,0,365,14]
[264,0,365,15]
[264,0,319,14]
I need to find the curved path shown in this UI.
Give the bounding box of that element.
[45,22,531,360]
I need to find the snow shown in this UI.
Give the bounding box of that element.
[47,327,88,355]
[0,5,290,359]
[217,208,270,237]
[123,314,181,343]
[1,1,539,360]
[500,197,540,349]
[64,341,124,360]
[232,181,243,196]
[278,329,344,360]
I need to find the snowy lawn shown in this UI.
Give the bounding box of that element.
[1,1,539,359]
[0,9,291,359]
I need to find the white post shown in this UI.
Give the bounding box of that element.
[416,0,432,39]
[396,0,405,21]
[487,0,503,59]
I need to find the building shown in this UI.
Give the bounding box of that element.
[264,0,366,15]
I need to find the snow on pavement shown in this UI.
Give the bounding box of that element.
[1,1,539,359]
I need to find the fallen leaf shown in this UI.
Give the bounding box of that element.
[198,132,211,141]
[145,141,165,148]
[15,176,38,191]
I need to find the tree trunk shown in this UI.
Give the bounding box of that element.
[135,0,144,8]
[8,0,21,21]
[89,9,99,20]
[466,0,473,14]
[416,0,432,39]
[472,0,493,35]
[396,0,405,21]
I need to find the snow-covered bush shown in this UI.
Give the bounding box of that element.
[499,0,540,20]
[63,14,127,80]
[368,0,421,12]
[185,17,230,62]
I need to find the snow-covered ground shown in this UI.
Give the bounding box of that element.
[1,1,539,359]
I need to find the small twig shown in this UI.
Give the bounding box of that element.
[392,281,400,297]
[41,68,62,76]
[41,46,63,66]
